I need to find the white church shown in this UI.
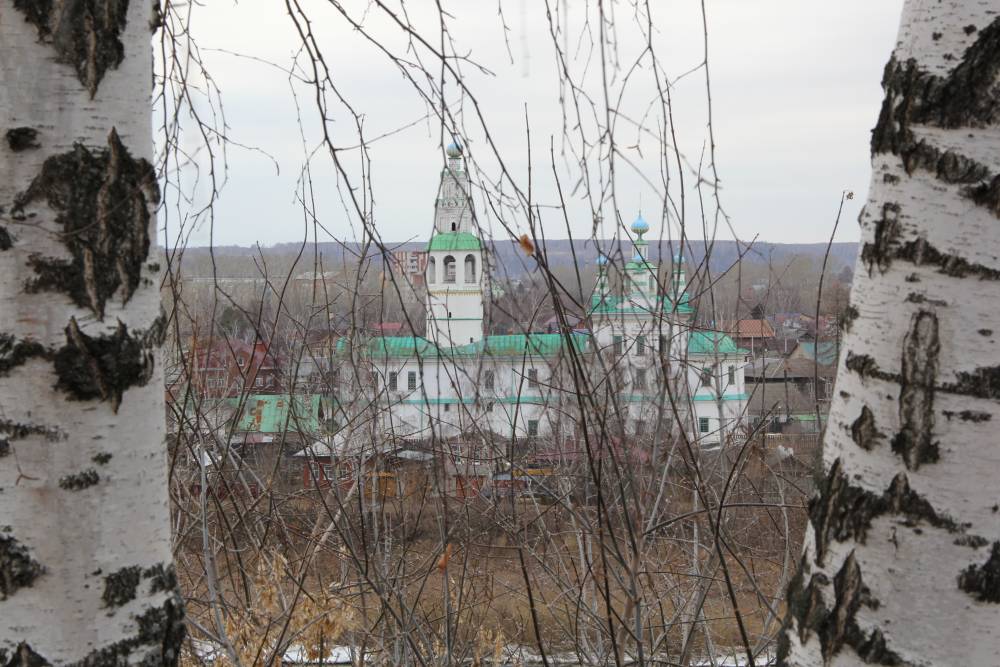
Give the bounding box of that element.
[350,142,749,448]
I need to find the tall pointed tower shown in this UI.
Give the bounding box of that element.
[425,142,485,347]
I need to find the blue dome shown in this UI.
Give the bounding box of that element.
[631,214,649,235]
[446,141,463,157]
[596,254,609,266]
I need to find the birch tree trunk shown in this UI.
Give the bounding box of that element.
[0,1,183,664]
[779,1,1000,664]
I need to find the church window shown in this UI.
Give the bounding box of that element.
[699,417,710,433]
[701,367,713,385]
[613,335,623,356]
[528,369,538,388]
[635,369,646,389]
[427,257,436,284]
[444,403,450,412]
[464,254,476,282]
[486,402,494,413]
[635,420,646,436]
[388,372,398,391]
[484,370,494,390]
[444,256,456,283]
[637,336,647,356]
[407,371,417,391]
[659,335,667,352]
[527,420,539,437]
[451,222,456,231]
[728,365,736,386]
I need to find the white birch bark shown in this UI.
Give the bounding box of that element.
[0,1,183,664]
[779,1,1000,665]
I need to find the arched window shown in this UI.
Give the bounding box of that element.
[464,254,476,283]
[451,222,456,231]
[427,256,436,284]
[443,255,456,283]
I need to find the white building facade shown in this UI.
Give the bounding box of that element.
[344,143,748,448]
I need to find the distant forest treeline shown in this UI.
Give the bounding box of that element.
[169,240,860,279]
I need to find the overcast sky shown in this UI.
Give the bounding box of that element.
[164,1,905,249]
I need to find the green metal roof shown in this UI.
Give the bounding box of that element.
[361,333,586,360]
[794,341,838,366]
[624,259,657,272]
[693,392,749,401]
[687,331,742,356]
[229,394,337,434]
[590,294,693,316]
[427,232,482,252]
[367,336,439,358]
[480,334,586,357]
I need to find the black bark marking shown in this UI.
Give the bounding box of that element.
[868,18,1000,224]
[874,18,1000,136]
[896,237,1000,280]
[955,534,990,548]
[904,292,947,307]
[148,1,164,33]
[70,594,185,666]
[845,339,999,404]
[58,468,99,491]
[0,532,44,600]
[12,129,158,319]
[53,317,155,411]
[942,409,992,422]
[0,643,49,666]
[779,552,906,665]
[5,128,40,152]
[0,334,49,376]
[12,0,130,98]
[92,451,113,464]
[103,565,142,608]
[144,563,178,595]
[0,419,63,442]
[0,439,9,457]
[964,24,979,36]
[943,365,1000,399]
[782,556,829,648]
[102,563,176,609]
[845,352,897,383]
[850,406,884,451]
[958,542,1000,603]
[861,203,900,276]
[840,304,860,333]
[892,311,940,468]
[863,228,1000,280]
[0,226,11,250]
[979,328,994,336]
[811,459,958,568]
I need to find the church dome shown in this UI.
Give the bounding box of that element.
[446,141,463,158]
[631,213,649,235]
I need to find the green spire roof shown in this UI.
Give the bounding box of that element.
[428,232,481,251]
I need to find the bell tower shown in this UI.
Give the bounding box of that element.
[424,142,485,347]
